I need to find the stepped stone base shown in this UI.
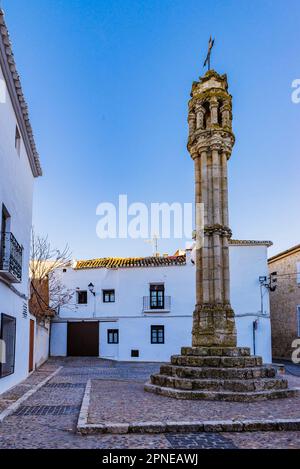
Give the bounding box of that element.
[145,347,297,402]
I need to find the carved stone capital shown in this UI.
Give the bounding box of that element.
[204,224,232,238]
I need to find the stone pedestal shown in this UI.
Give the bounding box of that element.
[145,346,296,401]
[145,70,296,401]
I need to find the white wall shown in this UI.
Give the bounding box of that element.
[100,321,119,359]
[35,321,50,368]
[0,61,35,394]
[51,244,272,363]
[230,244,272,363]
[117,316,193,362]
[50,322,67,357]
[57,258,195,320]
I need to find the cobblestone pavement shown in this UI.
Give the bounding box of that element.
[0,357,299,449]
[274,360,300,378]
[88,377,300,424]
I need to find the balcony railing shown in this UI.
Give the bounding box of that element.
[143,296,171,312]
[0,232,23,283]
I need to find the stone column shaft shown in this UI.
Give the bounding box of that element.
[188,70,237,348]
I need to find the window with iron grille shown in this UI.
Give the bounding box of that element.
[150,284,164,309]
[151,325,165,344]
[103,290,115,303]
[77,290,87,304]
[107,329,119,344]
[0,313,16,378]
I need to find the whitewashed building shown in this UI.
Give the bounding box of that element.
[0,11,42,394]
[50,240,273,363]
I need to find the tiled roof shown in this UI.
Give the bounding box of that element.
[229,239,273,247]
[0,10,42,177]
[75,240,271,270]
[75,255,186,270]
[268,243,300,264]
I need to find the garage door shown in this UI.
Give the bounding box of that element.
[67,322,99,357]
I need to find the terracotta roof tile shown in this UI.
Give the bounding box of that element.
[75,255,186,270]
[0,10,42,177]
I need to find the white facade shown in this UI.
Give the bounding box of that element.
[50,242,273,363]
[35,321,50,368]
[0,11,41,394]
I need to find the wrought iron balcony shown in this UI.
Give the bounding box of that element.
[142,296,171,312]
[0,232,23,283]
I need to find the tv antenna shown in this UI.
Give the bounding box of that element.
[145,234,159,257]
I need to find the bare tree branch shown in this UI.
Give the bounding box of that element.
[30,228,74,319]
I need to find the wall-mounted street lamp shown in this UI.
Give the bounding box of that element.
[259,272,277,292]
[88,283,96,296]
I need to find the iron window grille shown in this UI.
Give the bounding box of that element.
[0,232,23,283]
[151,325,165,344]
[143,295,171,311]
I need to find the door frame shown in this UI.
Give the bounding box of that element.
[29,318,35,372]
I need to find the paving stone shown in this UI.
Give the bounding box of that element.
[0,357,300,449]
[88,378,300,424]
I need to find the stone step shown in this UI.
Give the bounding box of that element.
[171,355,263,368]
[181,346,251,357]
[160,364,276,380]
[150,374,288,392]
[144,382,299,402]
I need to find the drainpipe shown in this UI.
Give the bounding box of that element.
[253,319,259,355]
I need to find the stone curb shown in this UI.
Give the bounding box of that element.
[0,366,63,423]
[77,380,300,435]
[78,417,300,435]
[77,378,92,432]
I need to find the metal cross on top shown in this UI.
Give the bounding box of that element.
[203,36,215,71]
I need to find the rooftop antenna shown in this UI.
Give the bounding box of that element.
[145,234,159,257]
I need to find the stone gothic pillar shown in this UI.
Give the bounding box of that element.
[187,70,236,347]
[145,69,294,402]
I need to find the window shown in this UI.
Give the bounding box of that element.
[103,290,115,303]
[131,350,139,357]
[107,329,119,344]
[77,290,87,304]
[150,284,165,309]
[15,126,21,155]
[0,313,16,378]
[151,325,165,344]
[297,306,300,337]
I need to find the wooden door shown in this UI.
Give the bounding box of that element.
[67,322,99,357]
[29,319,35,372]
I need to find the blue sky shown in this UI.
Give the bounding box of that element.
[4,0,300,259]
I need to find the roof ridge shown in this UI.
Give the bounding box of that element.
[268,243,300,263]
